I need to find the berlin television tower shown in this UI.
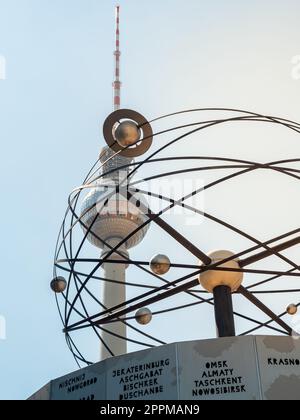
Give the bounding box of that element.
[80,6,149,360]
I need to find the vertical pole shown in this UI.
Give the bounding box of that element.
[213,285,236,337]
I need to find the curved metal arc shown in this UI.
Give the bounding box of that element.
[54,263,162,290]
[146,107,300,132]
[57,258,300,278]
[125,114,300,183]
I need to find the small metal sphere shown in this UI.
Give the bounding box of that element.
[287,304,298,315]
[51,277,67,293]
[135,308,153,325]
[150,254,171,275]
[114,120,141,148]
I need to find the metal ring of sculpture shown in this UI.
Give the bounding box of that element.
[103,109,153,157]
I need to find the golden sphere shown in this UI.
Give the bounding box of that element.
[287,304,298,315]
[114,120,141,148]
[150,254,171,275]
[51,277,67,294]
[135,308,152,325]
[199,250,243,293]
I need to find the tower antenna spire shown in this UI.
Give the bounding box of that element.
[113,5,121,111]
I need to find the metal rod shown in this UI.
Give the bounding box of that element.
[240,236,300,267]
[213,286,236,337]
[82,278,199,328]
[128,192,212,265]
[238,286,292,334]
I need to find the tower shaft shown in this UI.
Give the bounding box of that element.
[101,239,128,360]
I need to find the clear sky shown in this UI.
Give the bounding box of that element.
[1,0,300,400]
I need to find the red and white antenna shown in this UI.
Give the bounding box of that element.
[113,5,121,111]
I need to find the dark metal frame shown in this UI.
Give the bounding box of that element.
[53,108,300,366]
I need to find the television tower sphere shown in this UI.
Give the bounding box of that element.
[80,179,149,250]
[135,308,153,325]
[114,120,141,148]
[199,250,243,293]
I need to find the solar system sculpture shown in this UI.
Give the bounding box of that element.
[51,7,300,371]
